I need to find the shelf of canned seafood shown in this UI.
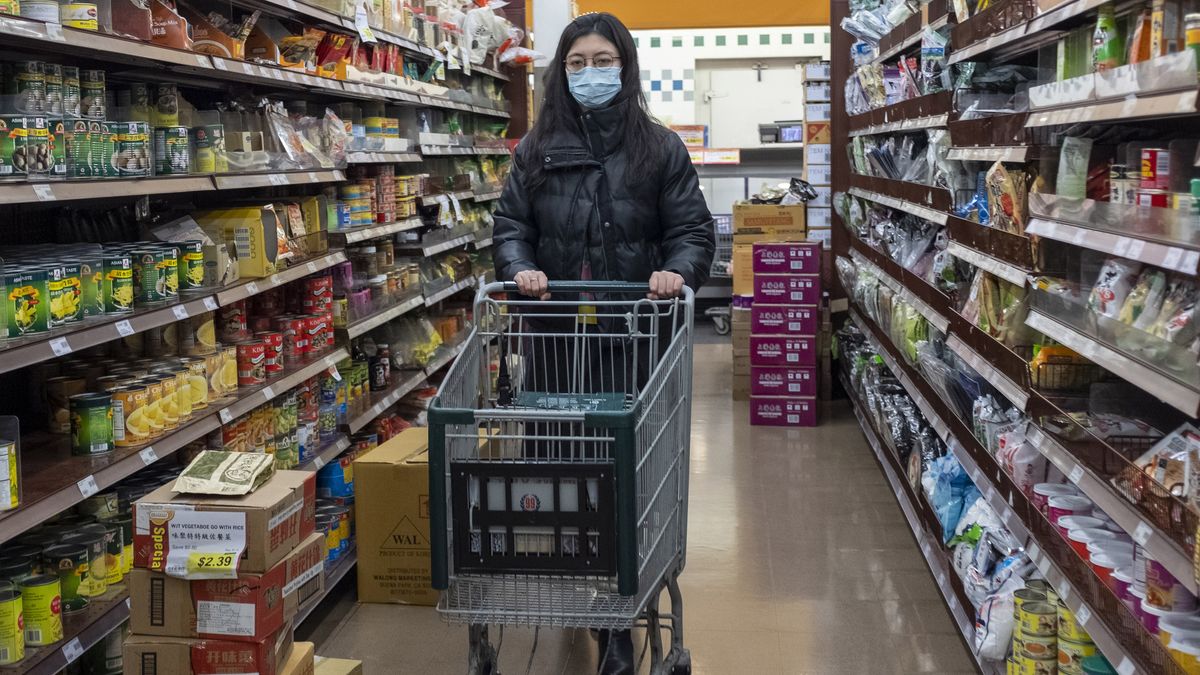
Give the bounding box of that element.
[346,370,427,434]
[214,252,349,307]
[0,584,130,675]
[328,217,425,246]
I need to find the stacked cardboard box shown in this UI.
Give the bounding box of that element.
[803,62,833,255]
[747,241,823,427]
[124,470,323,675]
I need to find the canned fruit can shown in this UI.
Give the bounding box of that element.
[40,544,88,613]
[48,263,82,327]
[69,392,113,455]
[1018,601,1058,637]
[103,255,134,313]
[60,532,105,596]
[1057,601,1091,642]
[0,587,23,665]
[19,575,61,646]
[59,2,97,29]
[6,266,50,336]
[1015,653,1057,675]
[193,124,227,173]
[181,357,208,409]
[101,514,133,575]
[0,440,16,511]
[183,312,218,356]
[179,240,205,290]
[237,340,267,386]
[98,521,122,584]
[150,374,178,429]
[112,384,147,446]
[1141,147,1170,190]
[155,367,191,421]
[113,121,149,176]
[138,377,165,437]
[255,331,285,374]
[1136,188,1170,208]
[1058,639,1097,675]
[46,375,86,434]
[153,126,190,175]
[79,258,104,316]
[132,249,166,304]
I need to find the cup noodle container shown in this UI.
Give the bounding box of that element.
[1125,587,1147,632]
[1167,636,1200,675]
[1086,540,1134,564]
[1033,483,1079,514]
[1057,515,1105,539]
[1068,528,1127,560]
[1090,552,1133,590]
[1110,567,1135,604]
[1158,615,1200,651]
[1147,555,1200,612]
[1048,495,1094,524]
[1141,598,1196,635]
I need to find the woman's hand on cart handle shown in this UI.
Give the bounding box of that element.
[514,269,551,300]
[648,271,685,299]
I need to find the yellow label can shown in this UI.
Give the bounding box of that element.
[19,575,61,646]
[0,587,23,665]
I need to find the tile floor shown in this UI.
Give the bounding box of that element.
[300,339,978,673]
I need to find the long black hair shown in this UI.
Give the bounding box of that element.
[518,12,663,190]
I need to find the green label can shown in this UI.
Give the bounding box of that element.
[60,532,106,597]
[100,514,133,575]
[132,249,165,304]
[153,126,190,175]
[114,121,149,176]
[18,574,62,647]
[157,243,179,299]
[80,258,104,317]
[0,587,22,665]
[179,240,204,290]
[65,119,90,178]
[3,61,46,114]
[0,439,16,511]
[46,265,67,329]
[97,121,117,178]
[6,266,49,335]
[59,261,83,324]
[98,521,122,584]
[103,254,133,313]
[48,118,66,177]
[80,68,104,120]
[40,544,88,613]
[43,63,62,117]
[69,392,113,455]
[22,115,49,177]
[0,116,27,177]
[62,66,80,118]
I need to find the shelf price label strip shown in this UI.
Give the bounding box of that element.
[947,146,1030,163]
[946,334,1030,411]
[847,113,948,138]
[347,293,425,338]
[1026,218,1199,275]
[848,187,948,225]
[1025,310,1200,416]
[946,240,1031,287]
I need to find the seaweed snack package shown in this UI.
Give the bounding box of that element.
[1088,258,1142,319]
[985,161,1028,234]
[1120,267,1168,328]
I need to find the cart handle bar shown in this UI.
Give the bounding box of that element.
[481,280,695,301]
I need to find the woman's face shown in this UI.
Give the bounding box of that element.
[565,33,621,74]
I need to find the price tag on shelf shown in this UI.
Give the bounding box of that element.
[313,455,325,470]
[45,22,64,41]
[203,297,219,311]
[219,408,233,424]
[77,475,99,498]
[269,274,281,287]
[33,183,56,201]
[196,54,210,68]
[1071,227,1088,245]
[1116,658,1136,675]
[172,304,189,320]
[1075,605,1091,627]
[268,174,287,186]
[115,319,135,337]
[62,637,84,664]
[125,597,131,609]
[1027,542,1041,562]
[263,386,275,401]
[140,446,158,465]
[245,282,260,296]
[1058,581,1071,602]
[1068,464,1084,484]
[306,262,318,274]
[1126,239,1145,260]
[213,58,228,71]
[1133,521,1153,546]
[50,337,73,356]
[935,571,947,587]
[1183,250,1200,274]
[307,172,319,183]
[329,364,342,382]
[1114,237,1132,257]
[1163,247,1185,271]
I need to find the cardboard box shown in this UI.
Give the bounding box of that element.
[806,164,831,186]
[732,373,750,401]
[805,62,831,80]
[749,396,818,426]
[750,305,818,335]
[123,627,293,675]
[751,367,818,397]
[808,227,832,250]
[810,185,832,207]
[281,642,315,675]
[804,122,831,145]
[669,124,707,147]
[805,82,832,102]
[134,470,316,575]
[356,428,438,606]
[732,203,806,234]
[807,207,832,229]
[753,274,821,306]
[805,102,831,121]
[751,242,821,275]
[314,656,363,675]
[129,532,325,641]
[733,352,750,376]
[195,205,281,278]
[749,335,817,367]
[806,144,832,166]
[732,244,754,296]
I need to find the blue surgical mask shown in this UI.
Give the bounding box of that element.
[567,66,622,109]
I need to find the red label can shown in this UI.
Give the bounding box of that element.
[304,315,328,354]
[235,340,267,386]
[249,316,273,333]
[254,331,285,374]
[218,301,248,342]
[322,311,335,349]
[1140,147,1169,190]
[304,276,333,314]
[275,316,309,361]
[1136,188,1170,208]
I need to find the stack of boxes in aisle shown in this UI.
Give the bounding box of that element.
[123,454,325,675]
[803,61,833,262]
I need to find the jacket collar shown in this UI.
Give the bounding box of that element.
[577,103,625,158]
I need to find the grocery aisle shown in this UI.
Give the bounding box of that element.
[306,334,977,674]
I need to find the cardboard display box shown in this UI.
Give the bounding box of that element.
[749,396,818,427]
[123,626,293,675]
[806,164,831,186]
[355,428,438,606]
[750,367,818,397]
[732,203,806,235]
[753,274,821,306]
[129,532,325,641]
[805,102,831,121]
[807,207,832,229]
[807,227,832,251]
[732,244,754,296]
[134,470,316,575]
[749,335,818,367]
[804,122,831,145]
[281,641,315,675]
[805,82,832,102]
[751,242,821,275]
[732,373,751,401]
[805,62,831,80]
[806,144,832,166]
[314,656,364,675]
[810,185,832,207]
[750,305,818,336]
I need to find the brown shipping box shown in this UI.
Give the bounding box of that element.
[355,428,438,605]
[129,532,325,641]
[281,641,315,675]
[314,657,363,675]
[732,204,806,244]
[732,244,754,296]
[134,470,317,575]
[123,627,293,675]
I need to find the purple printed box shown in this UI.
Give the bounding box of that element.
[749,396,818,427]
[751,242,821,274]
[752,274,821,305]
[749,335,817,367]
[750,304,818,335]
[750,367,818,397]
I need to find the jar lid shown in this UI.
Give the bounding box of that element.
[1033,483,1078,497]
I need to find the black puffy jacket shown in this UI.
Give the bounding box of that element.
[493,105,715,291]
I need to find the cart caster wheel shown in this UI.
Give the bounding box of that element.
[712,316,730,335]
[670,650,691,675]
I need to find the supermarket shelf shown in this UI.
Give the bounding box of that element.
[947,0,1108,65]
[424,276,476,306]
[425,339,468,376]
[0,175,213,206]
[347,370,427,433]
[410,231,475,257]
[946,334,1030,410]
[0,292,217,377]
[215,252,349,306]
[217,349,349,424]
[848,174,953,213]
[848,91,953,134]
[947,146,1029,162]
[945,215,1041,274]
[1025,309,1200,416]
[346,151,422,164]
[948,22,1027,64]
[295,547,358,627]
[848,186,948,224]
[421,145,480,156]
[343,289,425,339]
[471,146,512,156]
[849,247,950,332]
[329,217,425,244]
[297,434,351,473]
[419,190,474,207]
[211,170,345,191]
[1026,88,1199,127]
[472,235,493,250]
[3,586,130,675]
[1024,422,1198,596]
[946,240,1030,287]
[846,112,948,137]
[472,189,504,202]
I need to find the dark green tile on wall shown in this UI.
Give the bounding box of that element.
[759,34,770,45]
[737,34,748,46]
[782,34,793,45]
[672,37,682,47]
[716,35,726,46]
[804,33,815,44]
[694,35,704,47]
[650,37,661,48]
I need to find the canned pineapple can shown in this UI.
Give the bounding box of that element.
[103,254,134,313]
[61,531,105,596]
[19,575,61,646]
[0,585,22,665]
[181,357,208,410]
[179,240,205,291]
[101,515,133,575]
[112,384,148,447]
[0,440,16,510]
[98,521,122,585]
[149,373,177,430]
[137,377,165,437]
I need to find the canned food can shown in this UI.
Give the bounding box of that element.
[153,126,190,175]
[254,331,284,374]
[103,254,134,313]
[1015,653,1056,675]
[80,68,104,119]
[46,375,86,434]
[19,575,62,646]
[97,521,123,585]
[132,248,166,304]
[1025,579,1057,606]
[0,557,33,584]
[1018,601,1057,637]
[304,315,327,355]
[303,276,333,313]
[40,544,89,613]
[316,505,351,553]
[77,491,119,520]
[1058,639,1097,675]
[1014,588,1047,618]
[322,311,335,349]
[1136,188,1170,208]
[137,377,165,437]
[0,439,17,511]
[1014,629,1056,659]
[61,531,105,596]
[158,367,192,421]
[218,301,247,342]
[112,384,148,446]
[113,121,150,177]
[236,340,267,386]
[1057,600,1091,642]
[156,243,179,299]
[69,392,113,455]
[79,257,104,317]
[0,586,23,665]
[178,240,205,291]
[149,373,178,430]
[1140,147,1170,191]
[100,515,133,575]
[316,514,341,562]
[279,316,309,361]
[5,266,50,336]
[181,357,208,410]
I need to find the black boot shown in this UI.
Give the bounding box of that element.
[597,629,635,675]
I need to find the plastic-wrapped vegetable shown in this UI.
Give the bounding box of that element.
[1088,258,1143,319]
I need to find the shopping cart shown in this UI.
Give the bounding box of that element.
[428,281,694,675]
[704,214,733,335]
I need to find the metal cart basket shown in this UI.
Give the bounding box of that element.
[429,281,694,674]
[705,214,733,335]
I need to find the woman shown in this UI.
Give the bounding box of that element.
[490,12,713,674]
